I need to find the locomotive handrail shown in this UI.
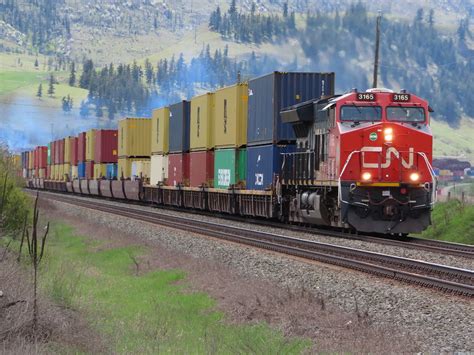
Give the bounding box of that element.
[417,152,437,205]
[338,150,361,206]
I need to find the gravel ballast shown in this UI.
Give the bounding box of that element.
[43,196,474,353]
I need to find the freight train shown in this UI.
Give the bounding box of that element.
[22,72,436,235]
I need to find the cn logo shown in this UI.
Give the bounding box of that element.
[361,147,414,169]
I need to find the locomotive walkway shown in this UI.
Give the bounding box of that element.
[34,191,474,297]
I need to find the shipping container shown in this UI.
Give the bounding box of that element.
[71,137,78,166]
[190,93,215,151]
[59,139,65,164]
[118,118,152,157]
[106,163,117,180]
[151,107,169,154]
[95,129,118,163]
[78,162,86,179]
[64,137,73,164]
[28,151,34,170]
[150,154,168,185]
[37,146,47,169]
[213,148,247,189]
[71,166,78,180]
[94,163,107,179]
[131,160,151,179]
[246,144,296,190]
[169,101,190,153]
[86,129,96,161]
[214,83,248,148]
[118,157,150,179]
[168,153,190,186]
[247,72,335,145]
[77,132,86,162]
[63,163,71,180]
[46,166,50,179]
[85,161,94,179]
[189,150,214,187]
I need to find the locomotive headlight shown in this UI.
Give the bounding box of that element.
[410,172,420,182]
[362,172,372,181]
[384,127,393,142]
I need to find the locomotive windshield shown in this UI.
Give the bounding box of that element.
[340,105,382,122]
[386,106,425,122]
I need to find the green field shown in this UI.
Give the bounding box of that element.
[0,71,47,95]
[36,223,309,353]
[432,118,474,163]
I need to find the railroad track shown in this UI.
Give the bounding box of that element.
[36,191,474,297]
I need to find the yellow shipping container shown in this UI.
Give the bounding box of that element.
[58,164,64,181]
[86,129,96,161]
[118,118,152,157]
[118,157,149,179]
[64,136,74,164]
[439,169,453,176]
[63,163,71,180]
[151,107,170,154]
[132,160,151,179]
[94,163,107,179]
[190,92,215,151]
[71,166,78,180]
[214,83,248,148]
[28,151,34,170]
[38,168,46,179]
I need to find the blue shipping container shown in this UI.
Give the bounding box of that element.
[169,100,190,153]
[106,163,118,180]
[78,162,86,178]
[247,72,335,145]
[246,144,296,190]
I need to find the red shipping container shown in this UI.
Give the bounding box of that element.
[50,141,55,165]
[85,161,94,179]
[38,146,48,169]
[168,153,190,186]
[77,132,86,162]
[94,130,118,163]
[189,151,214,187]
[58,139,65,164]
[71,137,78,165]
[33,148,38,169]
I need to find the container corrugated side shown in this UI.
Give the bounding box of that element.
[85,161,94,179]
[94,163,107,179]
[118,157,148,179]
[131,160,151,179]
[86,129,96,161]
[214,148,246,189]
[78,162,86,179]
[151,107,169,154]
[58,139,65,164]
[214,83,248,148]
[77,132,86,162]
[247,72,335,145]
[106,164,117,180]
[64,137,74,164]
[63,163,71,181]
[38,146,48,169]
[118,118,152,157]
[189,150,214,187]
[71,166,78,180]
[168,153,190,186]
[95,129,118,163]
[190,93,215,151]
[150,154,168,185]
[168,101,190,153]
[246,144,296,190]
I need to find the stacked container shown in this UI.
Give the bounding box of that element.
[213,83,248,189]
[37,146,48,178]
[189,93,215,187]
[85,129,96,179]
[150,107,169,185]
[77,132,86,179]
[167,101,190,186]
[94,129,118,179]
[118,118,151,179]
[245,72,335,190]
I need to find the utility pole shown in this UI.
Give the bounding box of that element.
[372,11,382,88]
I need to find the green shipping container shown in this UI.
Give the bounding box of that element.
[47,143,51,165]
[214,148,247,189]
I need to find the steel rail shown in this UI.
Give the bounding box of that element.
[37,191,474,296]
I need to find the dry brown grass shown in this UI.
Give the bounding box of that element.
[0,242,104,354]
[39,200,420,354]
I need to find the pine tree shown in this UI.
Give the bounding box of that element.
[69,62,76,86]
[34,58,39,69]
[47,74,55,97]
[36,83,42,99]
[283,2,288,17]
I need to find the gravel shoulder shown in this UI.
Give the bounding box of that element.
[39,195,474,353]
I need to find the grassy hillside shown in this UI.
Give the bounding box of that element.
[431,118,474,163]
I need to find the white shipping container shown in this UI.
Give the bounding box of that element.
[71,165,78,180]
[22,168,28,178]
[150,154,169,185]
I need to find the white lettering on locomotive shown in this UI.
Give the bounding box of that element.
[361,147,414,169]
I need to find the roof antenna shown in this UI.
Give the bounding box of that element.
[372,11,382,88]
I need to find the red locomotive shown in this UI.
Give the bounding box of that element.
[281,88,436,234]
